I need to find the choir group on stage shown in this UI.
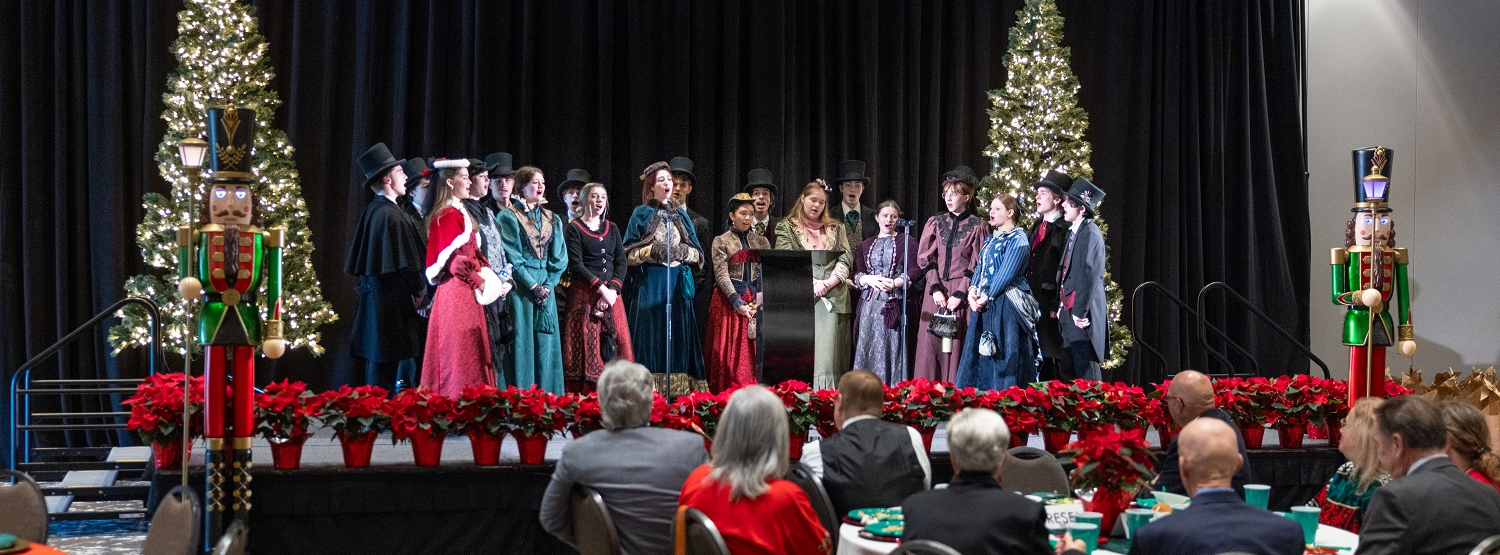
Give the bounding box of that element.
[347,143,1111,396]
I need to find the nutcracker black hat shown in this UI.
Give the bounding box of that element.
[1352,146,1394,213]
[741,168,777,197]
[401,157,430,189]
[485,152,517,178]
[558,169,591,193]
[942,165,979,187]
[356,142,402,189]
[208,106,258,183]
[833,160,871,184]
[1064,176,1105,217]
[668,157,696,182]
[727,192,756,213]
[1031,170,1072,196]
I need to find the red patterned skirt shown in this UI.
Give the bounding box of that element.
[705,288,758,393]
[562,285,634,393]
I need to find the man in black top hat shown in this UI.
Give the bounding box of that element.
[347,143,428,391]
[1027,170,1074,381]
[831,160,877,242]
[743,168,781,244]
[1056,177,1107,381]
[670,157,716,345]
[557,169,590,222]
[484,152,518,212]
[399,157,432,225]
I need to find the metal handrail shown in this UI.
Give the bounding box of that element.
[1195,282,1331,378]
[1130,281,1259,381]
[9,296,162,469]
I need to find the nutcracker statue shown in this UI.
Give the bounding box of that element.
[175,106,286,539]
[1330,146,1415,402]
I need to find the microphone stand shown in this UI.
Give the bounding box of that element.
[896,218,917,380]
[660,208,678,398]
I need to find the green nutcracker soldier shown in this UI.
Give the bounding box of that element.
[175,106,285,539]
[1330,146,1416,402]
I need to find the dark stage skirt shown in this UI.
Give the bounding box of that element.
[625,264,706,395]
[561,285,634,393]
[705,287,757,393]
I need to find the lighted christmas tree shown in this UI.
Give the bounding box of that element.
[110,0,336,356]
[979,0,1131,370]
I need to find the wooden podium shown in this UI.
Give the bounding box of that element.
[737,249,843,385]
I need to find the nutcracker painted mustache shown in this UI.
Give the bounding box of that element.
[1330,146,1415,402]
[175,106,286,540]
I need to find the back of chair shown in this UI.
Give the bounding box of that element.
[784,462,839,536]
[890,539,963,555]
[570,485,621,555]
[0,469,48,544]
[141,484,202,555]
[681,507,730,555]
[1470,535,1500,555]
[209,519,248,555]
[998,446,1070,495]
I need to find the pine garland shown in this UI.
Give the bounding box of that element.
[979,0,1132,370]
[110,0,336,356]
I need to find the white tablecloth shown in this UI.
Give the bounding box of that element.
[836,523,896,555]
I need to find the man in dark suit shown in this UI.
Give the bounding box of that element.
[347,143,427,392]
[1026,170,1073,381]
[540,361,709,554]
[1056,177,1107,381]
[902,408,1052,555]
[830,160,877,242]
[1357,395,1500,555]
[801,370,930,515]
[1153,370,1251,494]
[1130,417,1305,555]
[743,168,781,244]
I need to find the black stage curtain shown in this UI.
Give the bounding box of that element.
[0,0,1306,451]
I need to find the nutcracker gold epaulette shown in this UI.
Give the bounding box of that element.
[267,228,285,248]
[1330,248,1347,265]
[1392,247,1408,264]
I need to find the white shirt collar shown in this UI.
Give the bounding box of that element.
[1044,211,1061,223]
[1069,217,1082,233]
[1408,453,1449,475]
[843,201,861,215]
[841,414,879,427]
[755,214,770,225]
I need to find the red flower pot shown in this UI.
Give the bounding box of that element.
[410,431,445,467]
[339,430,378,468]
[1084,487,1133,543]
[917,427,936,454]
[1009,432,1029,449]
[1307,421,1329,440]
[269,434,309,470]
[1276,423,1305,449]
[1239,424,1266,449]
[513,431,550,465]
[789,429,809,461]
[469,432,503,466]
[1080,423,1116,440]
[152,440,190,470]
[1327,421,1343,448]
[1043,428,1071,453]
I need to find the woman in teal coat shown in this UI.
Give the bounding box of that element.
[496,166,567,392]
[623,161,707,394]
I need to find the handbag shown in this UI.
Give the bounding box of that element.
[880,298,903,330]
[927,309,959,339]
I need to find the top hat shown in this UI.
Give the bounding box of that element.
[485,152,517,178]
[468,158,486,173]
[208,106,258,183]
[942,165,979,187]
[558,169,591,192]
[1031,170,1072,196]
[401,157,430,188]
[1064,177,1106,216]
[356,142,402,189]
[1351,146,1394,211]
[741,168,777,196]
[668,157,696,182]
[832,160,871,184]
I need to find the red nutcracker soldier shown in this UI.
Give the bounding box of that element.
[1330,146,1416,402]
[175,107,285,538]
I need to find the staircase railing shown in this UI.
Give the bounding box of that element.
[1130,281,1258,381]
[1195,282,1330,378]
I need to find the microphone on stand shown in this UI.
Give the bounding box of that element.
[895,219,918,228]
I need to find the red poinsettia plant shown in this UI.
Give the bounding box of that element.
[1040,380,1105,431]
[1271,374,1329,428]
[566,393,605,437]
[993,386,1046,435]
[313,384,391,439]
[669,390,731,439]
[1060,427,1157,492]
[123,372,206,446]
[453,384,510,437]
[1098,382,1150,430]
[253,379,316,442]
[1384,379,1413,398]
[650,391,697,431]
[505,386,569,438]
[884,378,965,430]
[772,381,819,436]
[1214,376,1280,427]
[387,387,459,441]
[809,388,840,437]
[1142,381,1172,431]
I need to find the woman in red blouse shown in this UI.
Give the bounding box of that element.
[678,386,831,555]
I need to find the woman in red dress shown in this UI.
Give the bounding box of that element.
[421,159,507,397]
[561,183,634,393]
[705,194,769,392]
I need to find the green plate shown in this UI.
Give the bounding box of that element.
[847,507,903,523]
[0,535,13,549]
[864,518,905,538]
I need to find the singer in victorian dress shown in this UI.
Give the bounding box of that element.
[775,181,855,390]
[913,166,988,382]
[852,201,922,385]
[624,161,707,394]
[561,183,635,393]
[956,195,1036,390]
[705,194,770,392]
[496,166,568,393]
[347,143,427,391]
[421,160,505,397]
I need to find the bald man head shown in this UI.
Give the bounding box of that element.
[1166,370,1216,426]
[1177,417,1245,496]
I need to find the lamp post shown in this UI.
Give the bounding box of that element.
[174,137,208,489]
[178,137,209,218]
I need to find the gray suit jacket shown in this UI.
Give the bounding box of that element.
[1058,219,1107,363]
[539,426,710,555]
[1357,457,1500,555]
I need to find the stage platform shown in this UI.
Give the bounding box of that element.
[150,427,1343,555]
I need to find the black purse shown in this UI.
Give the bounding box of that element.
[927,309,959,339]
[598,312,619,362]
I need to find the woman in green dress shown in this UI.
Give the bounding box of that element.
[774,180,854,388]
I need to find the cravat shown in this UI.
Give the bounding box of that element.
[754,221,766,237]
[1058,230,1077,284]
[1031,220,1047,249]
[845,210,859,234]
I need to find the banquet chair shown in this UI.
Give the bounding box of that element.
[1471,535,1500,555]
[889,539,962,555]
[678,507,730,555]
[569,485,621,555]
[140,484,201,555]
[998,446,1070,495]
[785,463,840,542]
[0,469,48,544]
[209,519,247,555]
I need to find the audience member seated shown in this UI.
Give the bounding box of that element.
[1153,369,1250,494]
[901,408,1052,555]
[539,361,709,554]
[1131,417,1304,555]
[1358,395,1500,555]
[1309,398,1390,532]
[678,386,832,555]
[800,370,930,515]
[1441,400,1500,495]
